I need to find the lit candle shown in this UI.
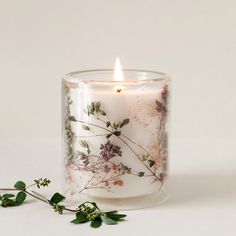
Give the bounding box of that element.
[63,59,170,205]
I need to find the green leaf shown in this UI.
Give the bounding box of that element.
[69,116,76,121]
[3,194,15,198]
[71,212,88,224]
[71,218,88,224]
[91,217,102,228]
[106,122,111,127]
[79,140,89,148]
[14,181,26,190]
[50,193,65,204]
[106,134,112,139]
[101,215,117,225]
[113,131,121,136]
[105,210,117,214]
[89,202,100,210]
[112,123,118,130]
[120,163,129,171]
[148,160,155,168]
[99,110,106,116]
[94,101,101,112]
[1,198,16,207]
[82,124,90,130]
[106,212,127,220]
[138,172,145,177]
[15,191,27,206]
[87,104,95,115]
[70,219,81,224]
[119,118,130,128]
[76,211,88,221]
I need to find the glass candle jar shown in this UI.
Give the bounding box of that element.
[62,69,170,210]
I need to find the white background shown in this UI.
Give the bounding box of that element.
[0,1,235,235]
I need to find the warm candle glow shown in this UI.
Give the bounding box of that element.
[114,57,124,93]
[114,57,124,81]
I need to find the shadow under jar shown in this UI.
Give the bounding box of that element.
[62,69,171,210]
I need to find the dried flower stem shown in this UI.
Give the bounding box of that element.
[72,119,160,180]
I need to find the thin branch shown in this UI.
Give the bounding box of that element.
[24,189,49,204]
[71,119,160,181]
[75,134,108,138]
[121,133,155,160]
[0,188,18,191]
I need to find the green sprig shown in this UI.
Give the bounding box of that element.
[0,178,127,228]
[70,202,127,228]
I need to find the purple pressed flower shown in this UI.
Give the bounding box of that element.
[78,152,89,166]
[155,100,167,114]
[161,84,168,101]
[104,164,111,173]
[100,140,122,161]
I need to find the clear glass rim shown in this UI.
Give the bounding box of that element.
[64,69,170,85]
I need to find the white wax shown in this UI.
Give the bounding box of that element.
[67,85,166,198]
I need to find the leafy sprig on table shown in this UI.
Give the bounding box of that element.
[0,178,127,228]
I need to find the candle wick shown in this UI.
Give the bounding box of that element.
[116,88,122,93]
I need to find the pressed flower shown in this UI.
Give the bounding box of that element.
[100,140,122,161]
[113,179,123,186]
[161,84,168,101]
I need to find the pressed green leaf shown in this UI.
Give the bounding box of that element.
[112,123,118,130]
[119,118,130,128]
[87,104,95,115]
[148,160,155,168]
[101,215,117,225]
[50,193,65,204]
[82,124,90,130]
[15,191,27,206]
[3,194,15,198]
[106,121,111,127]
[87,148,91,155]
[113,131,121,137]
[106,134,112,139]
[69,116,76,121]
[120,163,129,171]
[99,110,106,116]
[94,101,101,112]
[79,140,89,148]
[138,172,145,177]
[14,181,26,190]
[91,102,95,110]
[91,217,102,228]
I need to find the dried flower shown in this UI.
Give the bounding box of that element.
[104,164,111,173]
[156,84,168,114]
[159,172,166,184]
[34,178,51,188]
[100,140,122,161]
[113,179,123,186]
[155,100,167,114]
[161,84,168,101]
[78,152,89,167]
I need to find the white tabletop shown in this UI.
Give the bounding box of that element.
[0,138,235,236]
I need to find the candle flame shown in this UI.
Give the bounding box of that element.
[114,57,124,81]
